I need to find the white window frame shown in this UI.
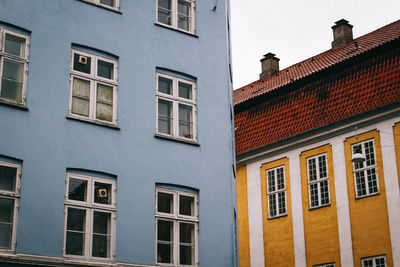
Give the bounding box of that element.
[155,72,197,142]
[361,255,386,267]
[0,161,21,253]
[156,0,196,34]
[266,166,287,219]
[0,28,29,106]
[313,263,335,267]
[155,188,199,267]
[352,139,379,198]
[63,173,116,261]
[82,0,120,11]
[307,153,331,209]
[69,49,118,126]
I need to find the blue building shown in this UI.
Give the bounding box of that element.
[0,0,237,266]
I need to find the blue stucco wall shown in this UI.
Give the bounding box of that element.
[0,0,235,266]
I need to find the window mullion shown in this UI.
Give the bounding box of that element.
[87,208,92,259]
[174,220,179,265]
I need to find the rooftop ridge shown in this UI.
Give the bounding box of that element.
[234,19,400,106]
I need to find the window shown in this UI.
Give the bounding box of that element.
[157,0,196,33]
[307,153,330,208]
[0,161,21,252]
[362,255,386,267]
[64,173,116,260]
[314,264,335,267]
[69,49,118,126]
[82,0,120,11]
[156,72,196,142]
[155,188,198,266]
[0,28,29,105]
[266,166,287,218]
[352,139,379,198]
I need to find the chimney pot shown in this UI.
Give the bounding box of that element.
[331,19,353,49]
[260,53,280,80]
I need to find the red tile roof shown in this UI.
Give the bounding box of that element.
[234,20,400,156]
[234,19,400,106]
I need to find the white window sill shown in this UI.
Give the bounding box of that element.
[66,116,120,130]
[154,23,198,38]
[0,99,28,110]
[155,133,199,146]
[79,0,122,14]
[355,192,380,200]
[267,213,288,220]
[309,203,331,211]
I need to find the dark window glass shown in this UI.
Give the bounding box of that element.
[158,192,173,213]
[94,182,112,205]
[100,0,114,7]
[73,54,91,74]
[179,195,194,216]
[68,178,87,202]
[0,198,14,249]
[0,165,17,192]
[97,60,113,79]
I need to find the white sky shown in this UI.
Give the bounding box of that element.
[230,0,400,89]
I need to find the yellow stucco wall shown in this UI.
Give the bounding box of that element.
[236,166,251,267]
[260,158,295,267]
[393,122,400,192]
[344,130,393,267]
[300,144,341,266]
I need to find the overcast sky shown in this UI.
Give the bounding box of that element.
[230,0,400,89]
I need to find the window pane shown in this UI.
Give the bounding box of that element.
[97,60,114,79]
[308,158,317,181]
[0,198,14,249]
[158,220,173,241]
[178,0,191,31]
[100,0,114,7]
[278,191,286,214]
[355,171,367,197]
[94,182,112,205]
[72,78,90,117]
[1,59,24,102]
[320,180,330,205]
[375,257,385,267]
[267,170,275,192]
[179,195,194,216]
[0,165,17,192]
[68,178,87,202]
[180,245,194,265]
[353,144,364,170]
[92,211,111,258]
[67,208,86,232]
[4,33,25,57]
[66,208,86,256]
[362,259,373,267]
[158,192,173,213]
[157,243,173,263]
[158,77,172,95]
[367,168,378,194]
[178,104,193,138]
[73,53,91,74]
[158,99,172,135]
[158,0,172,25]
[268,194,276,217]
[365,141,376,166]
[180,222,194,243]
[318,155,327,178]
[178,81,192,99]
[276,167,285,190]
[310,183,319,207]
[96,84,113,122]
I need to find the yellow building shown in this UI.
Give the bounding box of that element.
[234,19,400,267]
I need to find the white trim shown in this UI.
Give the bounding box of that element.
[155,72,197,142]
[0,28,30,105]
[69,49,118,126]
[246,162,265,267]
[351,139,379,198]
[361,255,386,267]
[266,165,287,218]
[156,0,196,34]
[82,0,120,11]
[63,173,116,261]
[381,122,400,267]
[155,188,198,267]
[0,161,21,253]
[306,153,331,209]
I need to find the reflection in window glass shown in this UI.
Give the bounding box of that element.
[68,178,87,202]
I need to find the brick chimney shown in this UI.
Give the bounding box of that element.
[331,19,353,49]
[260,53,279,80]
